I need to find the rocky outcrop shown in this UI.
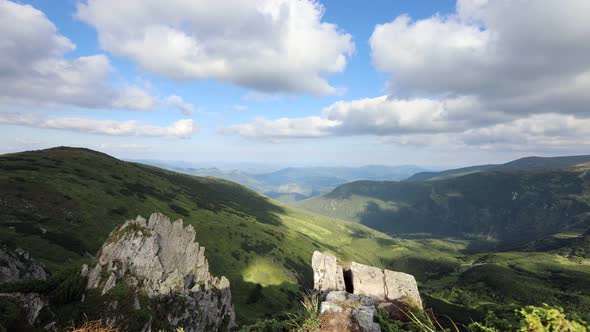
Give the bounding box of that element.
[351,262,422,307]
[320,291,381,332]
[0,243,48,283]
[312,251,422,332]
[349,262,385,300]
[312,251,421,307]
[0,243,50,326]
[82,213,236,332]
[312,251,345,292]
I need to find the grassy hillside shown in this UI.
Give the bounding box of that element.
[296,170,590,250]
[407,154,590,182]
[0,147,432,324]
[2,147,589,326]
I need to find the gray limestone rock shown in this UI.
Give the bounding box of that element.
[321,291,381,332]
[313,252,422,332]
[383,270,422,307]
[0,243,50,327]
[312,251,345,292]
[350,262,386,299]
[353,306,381,332]
[0,243,48,283]
[83,212,236,332]
[349,262,422,306]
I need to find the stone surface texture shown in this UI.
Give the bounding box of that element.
[83,213,235,332]
[312,251,423,332]
[0,243,50,326]
[312,251,345,292]
[0,243,48,283]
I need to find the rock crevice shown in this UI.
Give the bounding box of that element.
[312,251,422,332]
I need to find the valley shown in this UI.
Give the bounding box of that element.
[1,147,590,330]
[142,161,430,203]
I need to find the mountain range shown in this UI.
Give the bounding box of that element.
[406,155,590,181]
[143,162,431,203]
[296,157,590,251]
[1,147,590,329]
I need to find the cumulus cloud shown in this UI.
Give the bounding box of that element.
[0,0,156,110]
[222,116,339,141]
[227,0,590,153]
[165,95,195,115]
[76,0,354,95]
[0,111,194,138]
[224,95,508,140]
[369,0,590,114]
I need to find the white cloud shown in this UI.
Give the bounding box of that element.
[225,95,590,152]
[369,0,590,115]
[113,86,158,111]
[225,95,507,139]
[0,0,156,110]
[461,114,590,150]
[76,0,354,95]
[165,95,195,115]
[222,116,338,142]
[226,0,590,154]
[0,111,194,138]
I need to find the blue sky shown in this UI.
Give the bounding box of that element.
[1,0,589,167]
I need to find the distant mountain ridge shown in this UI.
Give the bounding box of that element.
[406,155,590,181]
[143,162,431,202]
[297,165,590,251]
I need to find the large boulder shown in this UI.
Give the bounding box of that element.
[350,262,385,299]
[383,270,422,307]
[350,262,421,306]
[312,252,422,307]
[312,251,345,292]
[82,213,236,332]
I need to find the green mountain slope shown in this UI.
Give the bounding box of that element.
[407,155,590,182]
[2,147,590,325]
[0,147,429,323]
[296,170,590,250]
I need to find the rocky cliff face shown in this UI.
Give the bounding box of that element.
[0,243,48,283]
[0,242,50,327]
[82,213,236,332]
[312,251,422,332]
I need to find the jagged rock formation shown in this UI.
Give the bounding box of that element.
[312,251,345,292]
[0,243,48,283]
[0,243,50,327]
[82,213,236,332]
[312,251,422,332]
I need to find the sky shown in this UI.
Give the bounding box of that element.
[1,0,590,167]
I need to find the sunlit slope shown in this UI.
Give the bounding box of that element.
[0,147,419,323]
[296,170,590,250]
